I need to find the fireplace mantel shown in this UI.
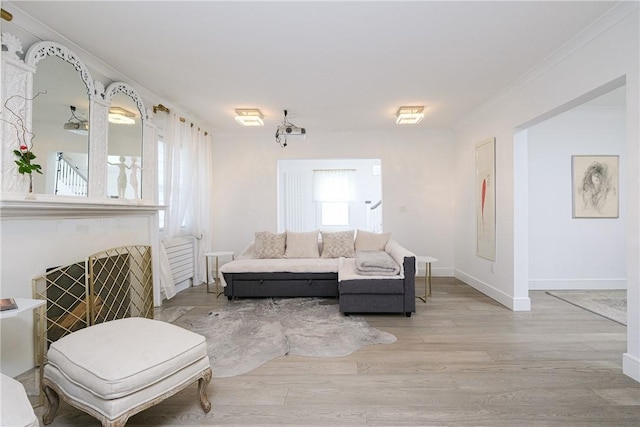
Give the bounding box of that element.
[0,194,165,219]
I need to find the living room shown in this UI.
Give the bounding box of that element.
[0,1,638,425]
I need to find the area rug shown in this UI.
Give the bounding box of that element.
[170,298,397,378]
[546,290,626,325]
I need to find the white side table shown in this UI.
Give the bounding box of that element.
[0,298,47,407]
[415,256,438,302]
[204,251,234,297]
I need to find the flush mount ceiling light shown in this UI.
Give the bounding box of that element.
[395,106,425,125]
[275,110,306,148]
[63,105,89,135]
[235,108,264,126]
[108,107,136,125]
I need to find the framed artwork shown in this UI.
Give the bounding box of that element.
[572,155,619,218]
[476,137,496,261]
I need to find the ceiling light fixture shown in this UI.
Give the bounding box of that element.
[63,105,89,135]
[235,108,264,126]
[395,106,425,125]
[275,110,306,148]
[108,107,136,125]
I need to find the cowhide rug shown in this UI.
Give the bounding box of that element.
[165,298,396,378]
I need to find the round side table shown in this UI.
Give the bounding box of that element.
[415,256,438,302]
[204,251,234,297]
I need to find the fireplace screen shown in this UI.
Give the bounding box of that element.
[33,245,153,357]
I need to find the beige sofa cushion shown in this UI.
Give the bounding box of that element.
[285,230,320,258]
[254,231,286,258]
[355,229,391,251]
[46,317,207,400]
[321,230,355,258]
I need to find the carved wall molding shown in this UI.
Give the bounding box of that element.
[25,40,97,98]
[105,82,147,120]
[2,33,159,205]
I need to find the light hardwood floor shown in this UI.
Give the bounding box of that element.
[35,278,639,426]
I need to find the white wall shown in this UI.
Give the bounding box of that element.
[453,4,639,380]
[528,106,626,290]
[211,127,455,277]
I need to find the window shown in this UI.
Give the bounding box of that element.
[321,202,349,226]
[277,159,382,232]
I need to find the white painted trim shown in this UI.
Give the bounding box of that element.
[455,269,531,311]
[529,278,627,290]
[623,353,640,382]
[174,280,192,294]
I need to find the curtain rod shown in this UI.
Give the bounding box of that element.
[153,104,170,114]
[155,104,209,136]
[1,9,12,21]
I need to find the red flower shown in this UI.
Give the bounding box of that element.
[19,144,28,153]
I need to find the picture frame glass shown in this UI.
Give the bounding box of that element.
[476,138,496,260]
[572,155,619,218]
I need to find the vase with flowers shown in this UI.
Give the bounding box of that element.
[1,92,45,197]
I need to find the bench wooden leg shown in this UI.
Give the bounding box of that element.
[42,384,60,425]
[198,368,212,413]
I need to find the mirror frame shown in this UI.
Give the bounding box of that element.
[2,34,157,203]
[105,82,146,199]
[24,40,110,197]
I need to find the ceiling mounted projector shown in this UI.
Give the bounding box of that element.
[275,110,306,148]
[276,124,306,136]
[63,105,89,135]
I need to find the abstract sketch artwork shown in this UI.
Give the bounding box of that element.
[572,155,619,218]
[476,138,496,260]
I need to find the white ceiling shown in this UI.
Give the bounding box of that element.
[6,1,618,132]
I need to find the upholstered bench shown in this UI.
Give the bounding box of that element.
[42,317,212,427]
[0,373,39,427]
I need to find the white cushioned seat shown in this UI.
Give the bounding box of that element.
[43,317,212,427]
[47,317,207,399]
[0,373,39,427]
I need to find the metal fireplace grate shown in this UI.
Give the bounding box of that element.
[32,245,153,369]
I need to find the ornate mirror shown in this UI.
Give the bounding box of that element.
[105,83,144,199]
[27,41,94,197]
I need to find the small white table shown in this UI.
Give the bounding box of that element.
[415,256,438,302]
[0,297,47,407]
[204,251,234,297]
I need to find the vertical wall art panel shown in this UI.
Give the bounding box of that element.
[572,155,619,218]
[476,138,496,260]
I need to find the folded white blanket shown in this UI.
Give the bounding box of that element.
[355,250,400,276]
[339,258,403,282]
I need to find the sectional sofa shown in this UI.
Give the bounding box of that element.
[220,230,416,316]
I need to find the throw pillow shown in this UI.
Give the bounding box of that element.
[285,230,320,258]
[253,231,286,259]
[320,230,355,258]
[355,229,391,251]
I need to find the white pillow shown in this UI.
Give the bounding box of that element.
[320,230,355,258]
[253,231,286,259]
[355,229,391,251]
[285,230,320,258]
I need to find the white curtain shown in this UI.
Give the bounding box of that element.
[157,114,214,299]
[312,169,355,202]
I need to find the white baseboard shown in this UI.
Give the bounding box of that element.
[623,353,640,383]
[529,278,627,290]
[174,279,193,294]
[455,269,531,311]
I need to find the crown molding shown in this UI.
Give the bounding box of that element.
[453,1,639,131]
